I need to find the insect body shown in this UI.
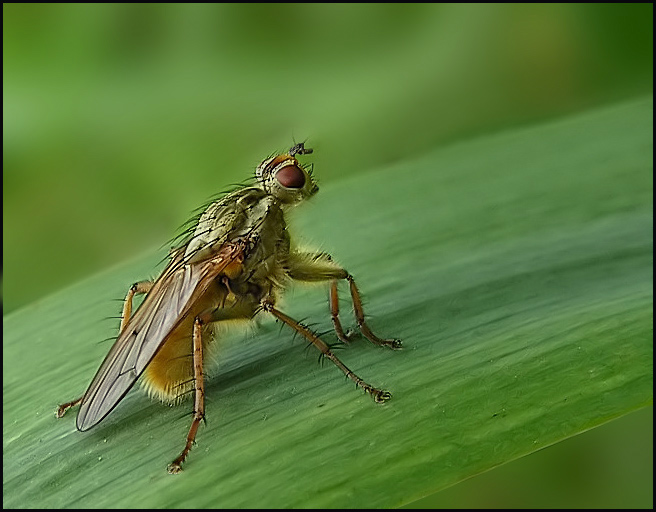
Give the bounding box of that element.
[57,142,401,473]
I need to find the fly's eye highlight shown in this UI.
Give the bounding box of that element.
[275,165,306,189]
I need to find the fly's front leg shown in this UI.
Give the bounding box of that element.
[261,301,391,404]
[287,251,402,349]
[345,275,402,349]
[329,280,355,343]
[56,280,154,419]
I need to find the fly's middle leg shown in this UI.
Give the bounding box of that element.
[262,301,392,404]
[55,279,154,419]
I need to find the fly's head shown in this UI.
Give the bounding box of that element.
[256,142,318,204]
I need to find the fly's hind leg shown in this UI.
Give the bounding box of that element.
[167,315,207,474]
[119,280,154,332]
[287,251,402,349]
[166,298,252,474]
[55,279,154,419]
[55,396,83,418]
[262,301,392,404]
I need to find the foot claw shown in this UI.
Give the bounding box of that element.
[388,338,403,350]
[167,463,183,474]
[374,390,392,403]
[55,405,69,418]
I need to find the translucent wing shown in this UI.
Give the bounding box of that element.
[76,242,244,431]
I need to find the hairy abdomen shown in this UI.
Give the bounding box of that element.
[141,280,226,403]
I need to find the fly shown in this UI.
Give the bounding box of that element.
[56,142,401,473]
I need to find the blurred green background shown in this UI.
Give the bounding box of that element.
[3,3,652,508]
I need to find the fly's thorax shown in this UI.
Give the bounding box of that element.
[238,197,291,286]
[256,152,318,204]
[183,188,289,270]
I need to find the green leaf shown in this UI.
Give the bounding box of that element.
[3,97,652,508]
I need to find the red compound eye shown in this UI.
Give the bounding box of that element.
[275,165,306,188]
